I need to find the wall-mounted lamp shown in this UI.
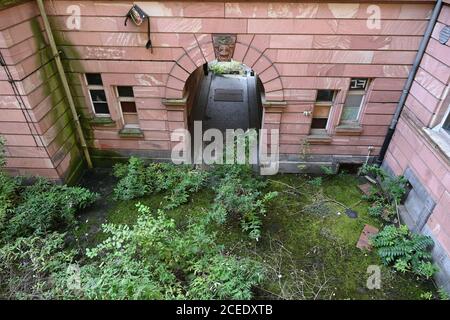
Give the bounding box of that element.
[125,4,153,52]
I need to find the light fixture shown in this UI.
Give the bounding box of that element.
[124,4,153,52]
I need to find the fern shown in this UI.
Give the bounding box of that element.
[371,225,438,279]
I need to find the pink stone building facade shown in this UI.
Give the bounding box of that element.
[0,0,449,289]
[382,0,450,292]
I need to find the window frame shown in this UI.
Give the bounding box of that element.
[340,78,371,125]
[433,103,450,141]
[116,86,139,129]
[85,74,110,117]
[311,90,338,134]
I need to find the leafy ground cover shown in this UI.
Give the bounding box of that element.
[0,136,440,299]
[72,166,436,300]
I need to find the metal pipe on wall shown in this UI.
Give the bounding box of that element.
[36,0,93,169]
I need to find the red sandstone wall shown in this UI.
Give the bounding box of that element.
[384,4,450,256]
[0,1,83,182]
[37,1,433,164]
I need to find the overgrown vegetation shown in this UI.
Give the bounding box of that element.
[77,204,264,299]
[3,178,98,240]
[113,157,276,240]
[359,164,408,223]
[0,232,76,299]
[113,158,208,210]
[360,165,439,280]
[209,60,246,75]
[0,137,97,298]
[0,138,442,299]
[371,225,437,279]
[208,164,278,240]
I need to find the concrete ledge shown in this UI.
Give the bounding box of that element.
[278,161,335,174]
[161,96,188,106]
[89,116,116,127]
[306,134,332,144]
[118,127,144,138]
[261,100,287,108]
[335,125,363,136]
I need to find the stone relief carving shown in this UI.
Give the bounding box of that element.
[212,34,237,62]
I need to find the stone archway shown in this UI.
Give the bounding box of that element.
[162,35,287,145]
[164,35,284,101]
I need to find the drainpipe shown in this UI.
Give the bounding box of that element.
[377,0,443,165]
[36,0,93,168]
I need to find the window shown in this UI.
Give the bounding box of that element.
[424,102,450,159]
[340,78,370,125]
[442,110,450,133]
[117,86,139,128]
[85,73,110,116]
[311,90,336,134]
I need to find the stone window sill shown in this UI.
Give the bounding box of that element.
[335,125,363,136]
[119,127,144,138]
[422,128,450,161]
[306,134,332,144]
[89,116,116,127]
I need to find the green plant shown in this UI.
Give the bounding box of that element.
[359,164,408,203]
[4,178,98,239]
[320,166,334,175]
[0,136,6,168]
[113,158,208,209]
[208,164,277,240]
[438,287,450,300]
[371,225,438,279]
[113,157,148,200]
[0,173,19,229]
[420,291,433,300]
[78,203,264,299]
[209,60,244,75]
[308,177,323,188]
[0,232,76,299]
[368,203,384,217]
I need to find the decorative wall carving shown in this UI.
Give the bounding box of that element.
[212,34,237,62]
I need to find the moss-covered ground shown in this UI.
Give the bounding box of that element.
[74,170,435,300]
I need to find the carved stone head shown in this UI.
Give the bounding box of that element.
[212,34,237,62]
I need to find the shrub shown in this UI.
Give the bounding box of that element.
[0,173,19,229]
[113,157,148,200]
[209,60,244,75]
[4,178,98,239]
[370,225,438,279]
[78,203,264,300]
[0,232,76,299]
[113,158,208,209]
[208,164,278,240]
[0,137,18,226]
[359,164,408,203]
[0,136,6,168]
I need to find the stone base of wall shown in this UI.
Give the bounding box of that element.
[423,225,450,294]
[278,154,377,174]
[383,162,450,294]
